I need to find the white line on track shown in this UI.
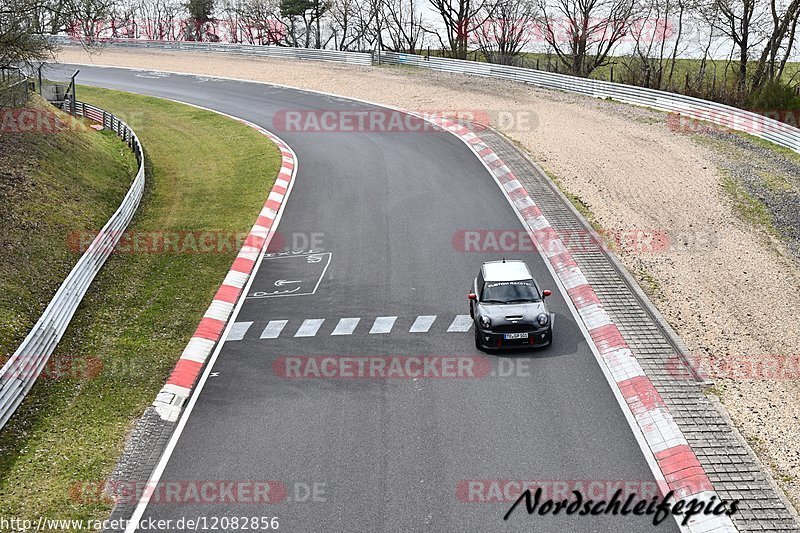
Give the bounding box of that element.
[95,70,687,533]
[446,315,473,332]
[331,317,360,335]
[294,319,325,337]
[261,320,289,339]
[227,321,253,341]
[369,316,397,334]
[122,104,298,533]
[409,315,437,333]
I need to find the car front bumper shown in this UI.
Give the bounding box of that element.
[476,326,552,349]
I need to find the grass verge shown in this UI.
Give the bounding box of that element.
[1,95,137,361]
[0,86,281,522]
[719,172,779,237]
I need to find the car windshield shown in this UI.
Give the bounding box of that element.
[481,280,540,303]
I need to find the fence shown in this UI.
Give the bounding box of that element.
[9,37,798,429]
[1,67,31,108]
[51,36,800,154]
[0,101,145,430]
[378,51,800,154]
[50,35,371,65]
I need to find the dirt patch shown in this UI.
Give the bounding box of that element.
[56,46,800,508]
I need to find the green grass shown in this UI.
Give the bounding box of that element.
[0,86,281,523]
[735,130,800,166]
[692,129,800,172]
[1,95,137,362]
[759,170,794,193]
[635,267,662,299]
[543,169,601,232]
[720,172,779,237]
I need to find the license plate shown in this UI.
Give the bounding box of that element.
[504,332,529,340]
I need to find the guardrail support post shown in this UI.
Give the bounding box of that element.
[68,70,80,116]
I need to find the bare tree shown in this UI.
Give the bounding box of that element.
[751,0,800,87]
[708,0,764,91]
[328,0,356,48]
[63,0,117,44]
[1,0,55,69]
[473,0,537,64]
[136,0,183,40]
[226,0,287,44]
[536,0,636,77]
[428,0,496,59]
[382,0,424,52]
[24,0,73,35]
[108,1,137,37]
[619,0,684,87]
[328,0,379,49]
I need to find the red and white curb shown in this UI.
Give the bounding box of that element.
[432,116,736,533]
[152,123,296,423]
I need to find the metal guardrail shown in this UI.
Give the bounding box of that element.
[49,35,372,65]
[0,101,145,430]
[380,51,800,154]
[16,38,796,431]
[50,35,800,153]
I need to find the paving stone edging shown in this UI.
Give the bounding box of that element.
[476,125,800,532]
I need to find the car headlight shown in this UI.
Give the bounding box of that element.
[479,315,491,329]
[537,313,549,326]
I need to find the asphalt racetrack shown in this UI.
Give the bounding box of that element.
[53,64,680,533]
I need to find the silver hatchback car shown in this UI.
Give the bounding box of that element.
[469,260,553,350]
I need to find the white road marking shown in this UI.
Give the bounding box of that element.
[247,252,332,299]
[409,315,437,333]
[331,317,360,335]
[447,315,473,332]
[369,316,397,334]
[295,319,325,337]
[122,114,298,533]
[261,320,289,339]
[116,76,697,533]
[228,321,253,341]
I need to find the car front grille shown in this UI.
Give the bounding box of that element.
[494,324,535,333]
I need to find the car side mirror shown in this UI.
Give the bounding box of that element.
[542,290,552,298]
[468,293,477,301]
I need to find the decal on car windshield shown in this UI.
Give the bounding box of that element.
[485,281,533,288]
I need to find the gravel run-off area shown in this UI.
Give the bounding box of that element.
[56,47,800,510]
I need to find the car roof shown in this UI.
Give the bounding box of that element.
[481,260,532,282]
